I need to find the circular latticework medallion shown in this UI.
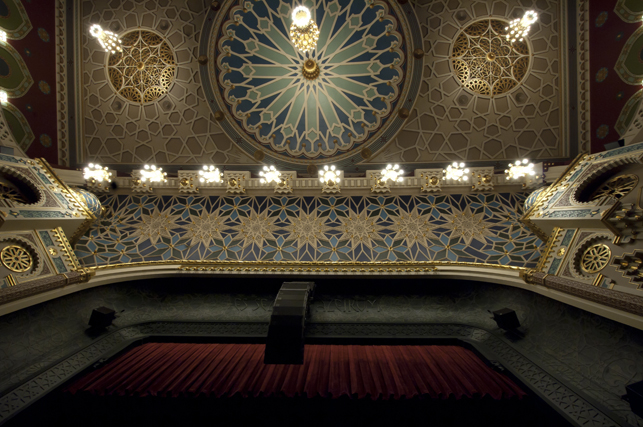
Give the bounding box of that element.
[590,174,639,201]
[581,244,611,274]
[0,182,28,204]
[1,245,32,272]
[107,30,176,104]
[451,19,530,96]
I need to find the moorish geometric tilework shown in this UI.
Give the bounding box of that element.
[74,193,541,268]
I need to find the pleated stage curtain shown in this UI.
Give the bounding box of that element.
[65,343,525,400]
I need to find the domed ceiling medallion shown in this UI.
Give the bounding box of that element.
[107,30,176,104]
[203,0,421,170]
[451,19,531,97]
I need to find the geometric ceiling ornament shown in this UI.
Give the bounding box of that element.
[107,30,176,104]
[202,0,422,171]
[451,19,531,97]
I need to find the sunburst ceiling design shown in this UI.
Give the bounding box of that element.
[205,0,421,168]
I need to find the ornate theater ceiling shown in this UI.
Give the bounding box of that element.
[79,0,573,173]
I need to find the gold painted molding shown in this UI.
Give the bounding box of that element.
[90,260,526,273]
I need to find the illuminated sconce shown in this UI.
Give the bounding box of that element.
[505,159,535,180]
[140,164,167,183]
[199,165,223,183]
[319,165,340,184]
[89,24,123,54]
[320,165,341,194]
[505,10,538,43]
[381,164,404,183]
[0,91,7,104]
[443,162,469,181]
[259,165,281,184]
[83,163,113,183]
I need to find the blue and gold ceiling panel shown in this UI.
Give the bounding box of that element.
[74,193,541,268]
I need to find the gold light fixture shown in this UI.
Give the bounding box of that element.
[443,162,469,181]
[505,159,535,180]
[290,6,320,52]
[505,10,538,43]
[83,163,113,183]
[89,24,123,54]
[302,58,320,80]
[381,164,404,183]
[199,165,223,183]
[140,164,167,183]
[319,165,340,184]
[259,165,281,184]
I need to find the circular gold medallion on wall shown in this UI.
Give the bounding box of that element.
[1,245,33,273]
[451,19,530,97]
[580,244,611,274]
[107,30,176,104]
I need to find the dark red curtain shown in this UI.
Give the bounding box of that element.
[65,343,525,400]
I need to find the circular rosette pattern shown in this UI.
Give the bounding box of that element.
[451,19,530,97]
[213,0,407,161]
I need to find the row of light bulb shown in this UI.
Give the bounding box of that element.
[84,160,536,185]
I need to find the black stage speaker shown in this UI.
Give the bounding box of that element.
[264,282,315,365]
[492,308,520,330]
[88,307,116,329]
[626,380,643,417]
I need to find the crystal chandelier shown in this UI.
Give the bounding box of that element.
[140,165,167,183]
[381,164,404,183]
[319,165,340,184]
[505,10,538,43]
[290,6,320,52]
[259,165,281,184]
[0,91,7,104]
[505,159,535,180]
[89,24,123,54]
[199,165,223,183]
[83,163,113,182]
[443,162,469,181]
[0,30,6,43]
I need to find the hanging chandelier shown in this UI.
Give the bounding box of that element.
[505,159,535,180]
[443,162,469,181]
[89,24,123,54]
[259,165,282,184]
[140,165,167,183]
[83,163,113,183]
[319,165,340,184]
[381,164,404,183]
[289,6,320,52]
[505,10,538,43]
[199,165,223,183]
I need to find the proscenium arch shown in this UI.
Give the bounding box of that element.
[2,262,642,330]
